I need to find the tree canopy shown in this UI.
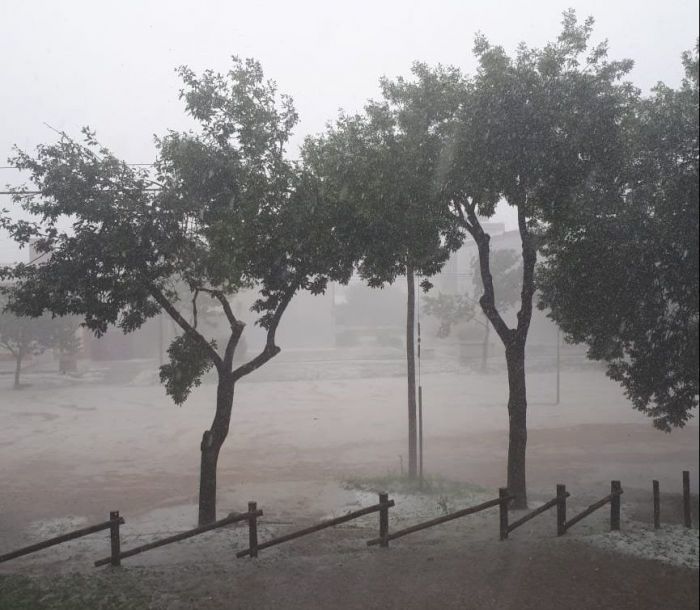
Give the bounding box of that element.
[538,43,699,430]
[303,62,465,287]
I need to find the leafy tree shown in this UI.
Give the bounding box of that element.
[0,58,354,524]
[446,12,636,507]
[538,43,699,431]
[305,63,464,478]
[424,249,521,371]
[334,283,405,328]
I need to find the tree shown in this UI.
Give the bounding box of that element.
[1,57,354,525]
[538,43,699,431]
[0,293,59,388]
[50,313,82,373]
[424,249,521,371]
[446,11,636,507]
[305,63,464,478]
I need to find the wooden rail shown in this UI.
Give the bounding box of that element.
[367,493,513,547]
[95,509,261,567]
[0,513,123,565]
[503,490,571,538]
[237,495,394,558]
[562,481,622,534]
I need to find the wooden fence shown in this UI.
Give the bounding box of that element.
[367,491,514,547]
[0,471,694,569]
[501,487,571,539]
[95,507,261,567]
[651,470,693,530]
[237,493,394,558]
[557,481,623,535]
[0,512,123,566]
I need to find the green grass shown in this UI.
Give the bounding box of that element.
[342,473,488,498]
[0,572,150,610]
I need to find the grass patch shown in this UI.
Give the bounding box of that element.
[342,473,487,498]
[0,572,150,610]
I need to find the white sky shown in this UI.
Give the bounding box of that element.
[1,0,698,262]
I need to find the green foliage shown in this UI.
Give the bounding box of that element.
[424,250,521,337]
[0,301,54,359]
[444,11,639,505]
[159,332,216,404]
[1,56,355,403]
[335,283,405,328]
[450,9,636,222]
[422,292,475,338]
[342,473,487,497]
[0,290,76,357]
[304,62,466,287]
[538,42,700,430]
[0,573,148,610]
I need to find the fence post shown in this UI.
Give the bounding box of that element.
[499,488,509,540]
[610,481,621,531]
[556,484,567,536]
[379,492,389,548]
[247,502,259,558]
[109,511,121,567]
[652,480,660,529]
[682,471,691,528]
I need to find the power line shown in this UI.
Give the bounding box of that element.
[0,163,155,170]
[0,187,162,195]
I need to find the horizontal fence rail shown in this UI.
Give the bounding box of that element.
[237,496,394,558]
[0,514,123,565]
[562,481,622,534]
[504,491,571,538]
[367,493,513,547]
[95,509,260,567]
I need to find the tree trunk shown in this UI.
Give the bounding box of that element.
[463,205,534,510]
[505,340,527,509]
[481,314,490,372]
[13,348,23,390]
[406,266,418,479]
[198,375,235,525]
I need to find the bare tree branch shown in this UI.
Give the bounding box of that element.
[148,283,223,370]
[197,287,239,329]
[232,287,296,382]
[459,204,513,343]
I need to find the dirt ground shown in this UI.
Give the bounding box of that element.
[0,347,698,608]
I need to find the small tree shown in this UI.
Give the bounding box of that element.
[305,63,464,478]
[54,316,82,373]
[447,12,635,507]
[538,43,699,430]
[424,249,520,371]
[0,294,58,389]
[1,58,354,524]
